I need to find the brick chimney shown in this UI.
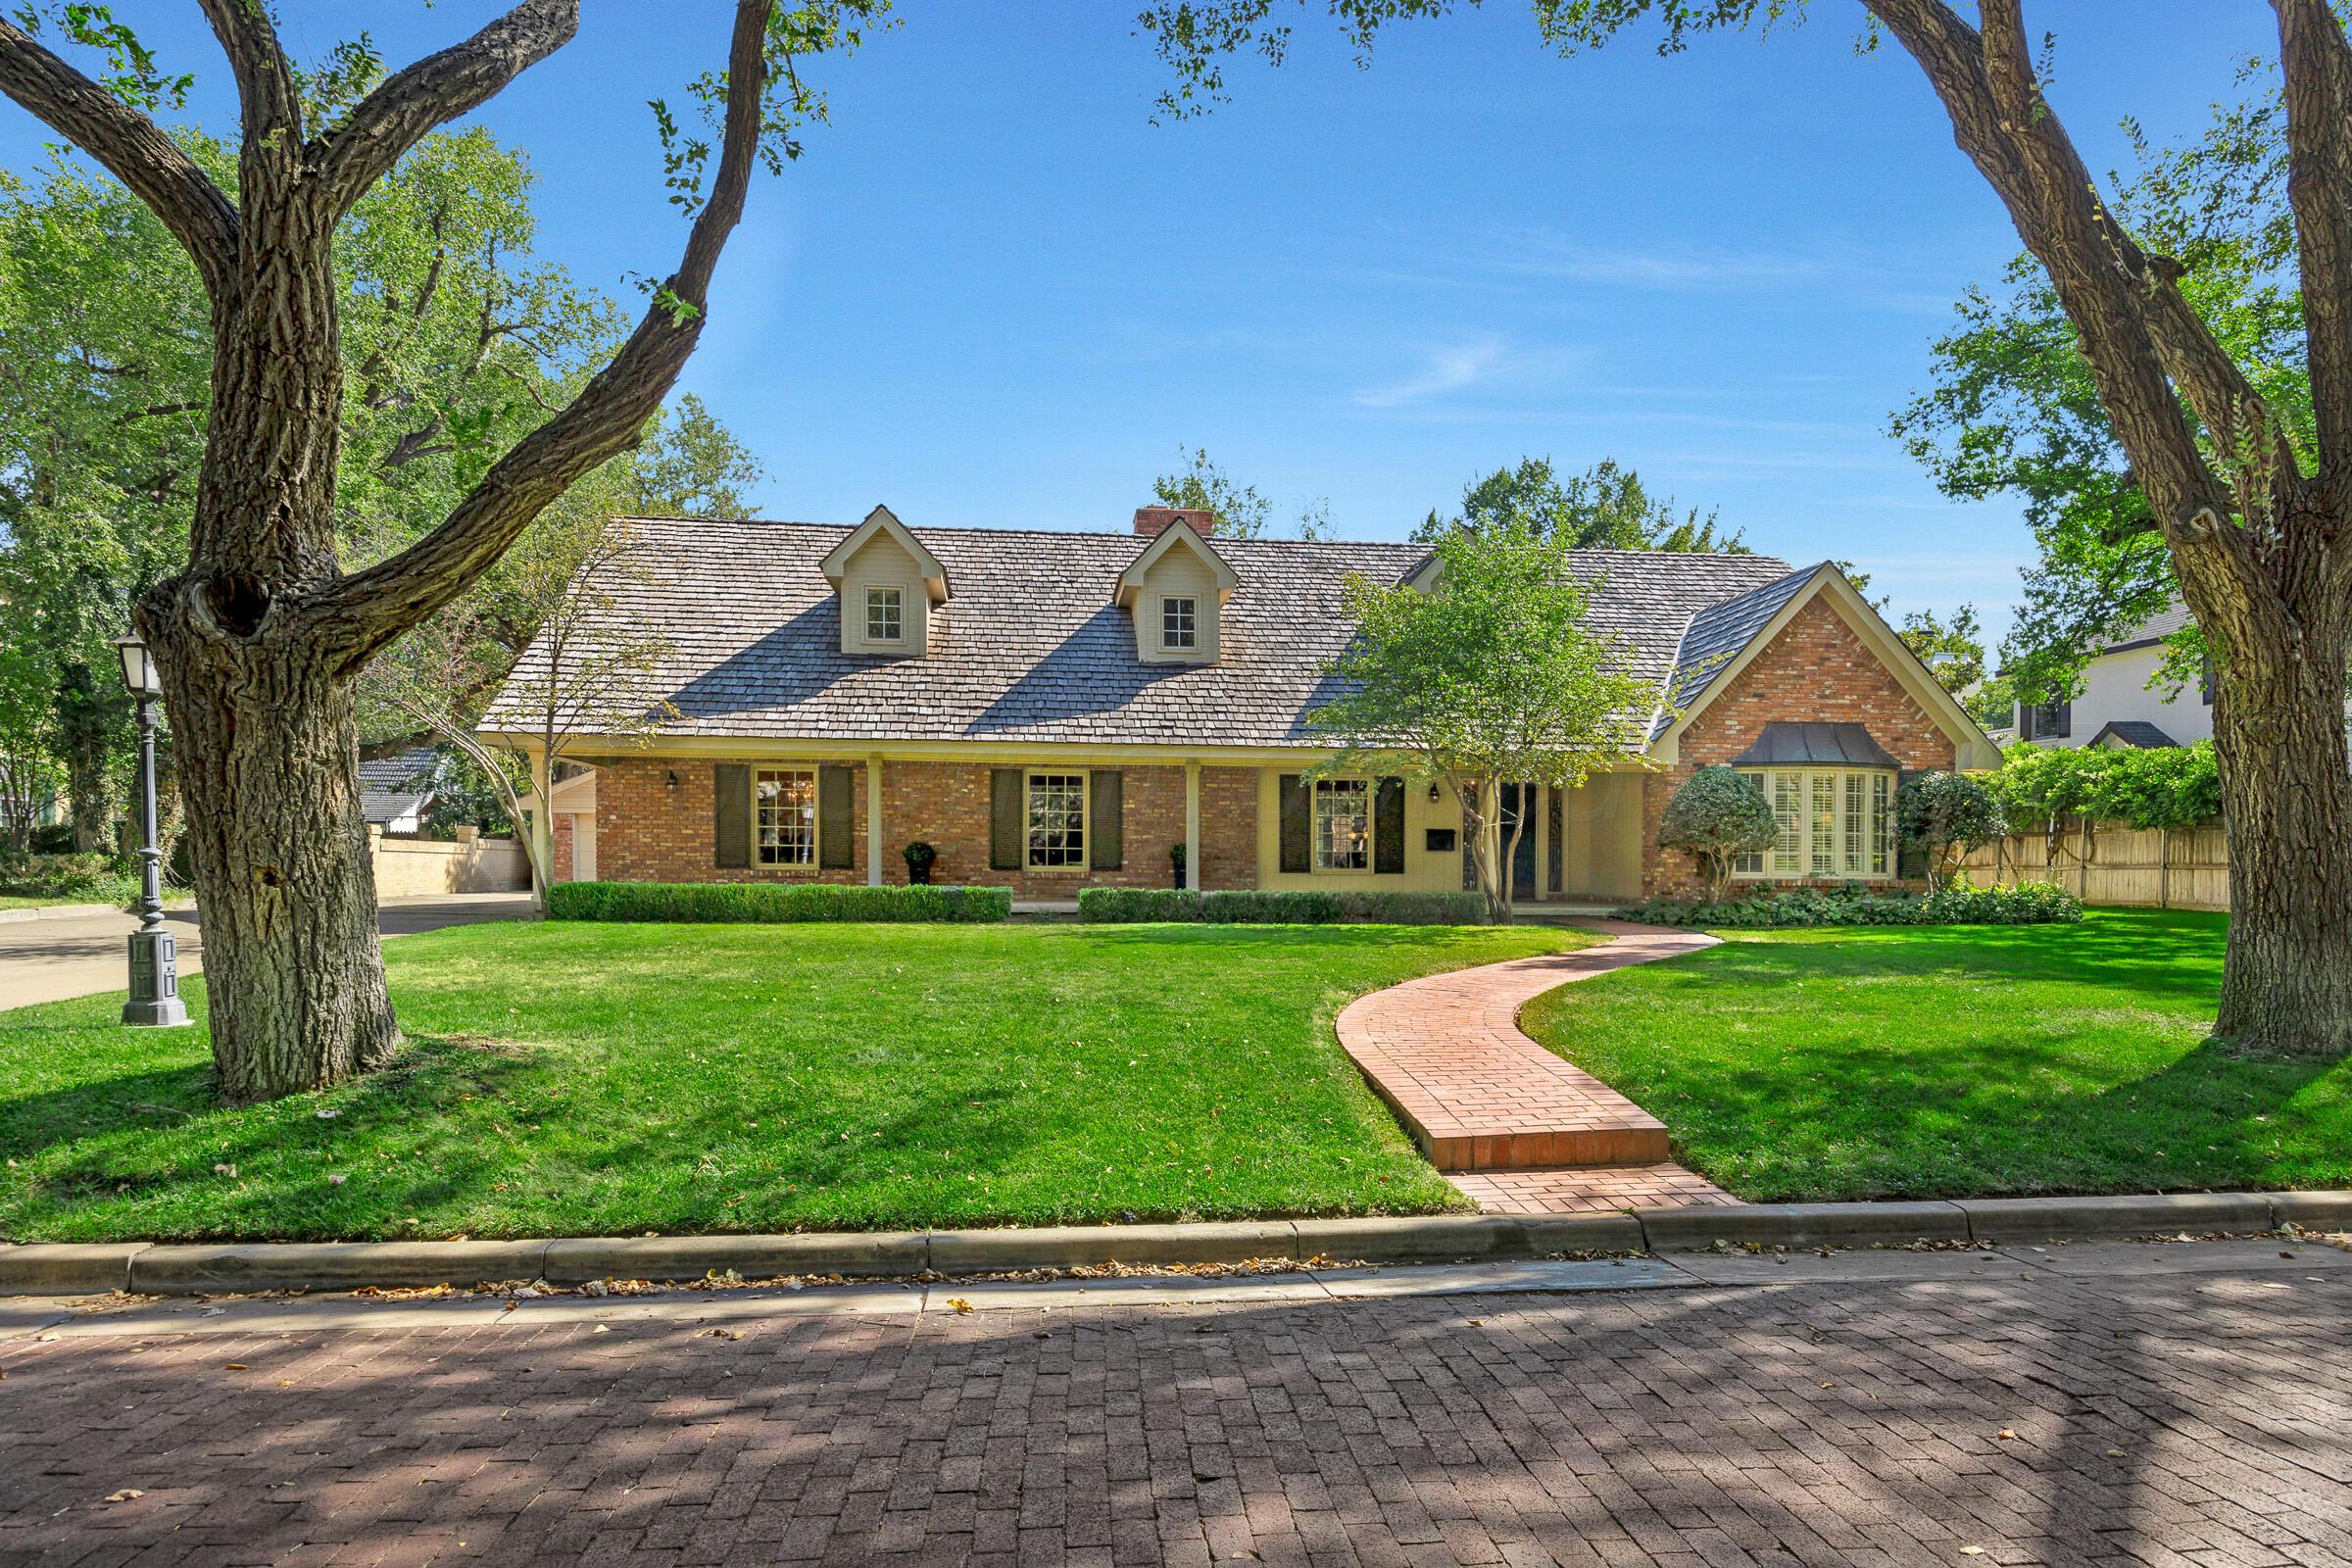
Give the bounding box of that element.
[1132,505,1216,538]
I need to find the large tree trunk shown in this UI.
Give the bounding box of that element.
[2205,592,2352,1057]
[150,607,397,1101]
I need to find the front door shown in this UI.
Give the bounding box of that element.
[1500,783,1539,902]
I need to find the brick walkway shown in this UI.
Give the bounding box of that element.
[7,1259,2350,1565]
[1336,921,1735,1212]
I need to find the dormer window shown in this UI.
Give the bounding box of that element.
[1160,596,1198,652]
[819,505,950,658]
[865,586,904,644]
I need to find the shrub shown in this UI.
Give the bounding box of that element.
[1618,879,2082,930]
[1656,765,1778,902]
[0,851,141,904]
[1895,770,2006,887]
[548,881,1013,923]
[1078,887,1490,925]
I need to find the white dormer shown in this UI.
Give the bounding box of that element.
[819,505,950,658]
[1113,514,1240,665]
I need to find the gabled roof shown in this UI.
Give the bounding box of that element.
[2102,599,2193,654]
[1650,562,2003,770]
[358,747,438,824]
[479,520,1796,752]
[817,504,950,603]
[1112,518,1239,609]
[2086,719,2178,749]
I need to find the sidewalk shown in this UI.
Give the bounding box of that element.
[0,892,534,1011]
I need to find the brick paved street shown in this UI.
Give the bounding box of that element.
[4,1248,2348,1567]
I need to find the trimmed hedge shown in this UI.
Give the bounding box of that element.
[548,881,1013,924]
[1079,887,1490,925]
[1618,879,2082,930]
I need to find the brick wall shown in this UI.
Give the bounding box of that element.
[552,812,575,883]
[1642,595,1958,898]
[592,756,1251,898]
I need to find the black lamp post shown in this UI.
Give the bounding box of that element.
[113,633,188,1028]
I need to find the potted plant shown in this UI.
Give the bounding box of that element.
[902,841,938,885]
[1169,842,1188,890]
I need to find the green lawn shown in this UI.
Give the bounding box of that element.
[1523,908,2352,1201]
[0,919,1581,1243]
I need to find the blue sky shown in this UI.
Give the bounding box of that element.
[0,3,2278,645]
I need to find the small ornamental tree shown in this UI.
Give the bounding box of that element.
[1897,771,2008,890]
[1656,765,1776,903]
[1310,518,1655,923]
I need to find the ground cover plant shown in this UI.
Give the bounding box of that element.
[1620,881,2081,929]
[0,919,1583,1242]
[1523,909,2351,1200]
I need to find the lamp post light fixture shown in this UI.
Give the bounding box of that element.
[113,633,188,1028]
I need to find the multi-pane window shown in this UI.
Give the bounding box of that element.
[1027,771,1086,868]
[1734,767,1894,880]
[756,768,817,866]
[1313,779,1370,870]
[1161,596,1198,651]
[864,586,903,643]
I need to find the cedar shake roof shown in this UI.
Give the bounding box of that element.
[482,516,1797,751]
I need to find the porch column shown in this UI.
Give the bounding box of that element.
[1534,783,1551,902]
[865,756,884,886]
[1185,761,1202,893]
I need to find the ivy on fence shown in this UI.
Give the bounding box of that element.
[1979,740,2222,831]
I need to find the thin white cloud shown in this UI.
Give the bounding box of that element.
[1489,236,1835,291]
[1351,336,1509,409]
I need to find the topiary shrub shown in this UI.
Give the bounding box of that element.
[1078,888,1489,925]
[548,881,1013,923]
[1895,771,2008,888]
[1655,765,1778,902]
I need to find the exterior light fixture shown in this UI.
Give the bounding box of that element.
[111,633,188,1027]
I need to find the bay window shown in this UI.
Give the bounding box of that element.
[1731,766,1895,880]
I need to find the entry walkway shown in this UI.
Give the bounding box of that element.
[1337,919,1737,1213]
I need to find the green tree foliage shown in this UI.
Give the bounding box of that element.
[1895,770,2007,890]
[1310,519,1656,921]
[1152,446,1330,539]
[1414,456,1746,553]
[1981,739,2223,832]
[1655,765,1776,902]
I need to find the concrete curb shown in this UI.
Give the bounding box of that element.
[0,902,128,924]
[5,1192,2343,1298]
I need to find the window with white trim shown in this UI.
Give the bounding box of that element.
[1027,771,1086,868]
[864,586,903,643]
[1313,778,1370,870]
[1160,595,1198,651]
[756,767,817,866]
[1732,767,1894,879]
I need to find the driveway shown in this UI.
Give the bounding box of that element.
[2,1238,2347,1565]
[0,892,534,1011]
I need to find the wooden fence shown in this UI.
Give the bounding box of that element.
[1958,817,2229,910]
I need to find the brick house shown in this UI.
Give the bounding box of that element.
[483,504,1999,903]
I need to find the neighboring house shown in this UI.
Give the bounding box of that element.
[477,505,1999,903]
[2013,602,2211,750]
[357,747,441,835]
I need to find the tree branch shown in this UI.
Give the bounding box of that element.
[0,19,238,300]
[307,1,775,671]
[196,0,299,155]
[317,0,578,218]
[2276,0,2352,494]
[1864,0,2245,537]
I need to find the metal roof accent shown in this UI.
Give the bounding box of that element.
[1729,721,1900,768]
[2085,719,2179,750]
